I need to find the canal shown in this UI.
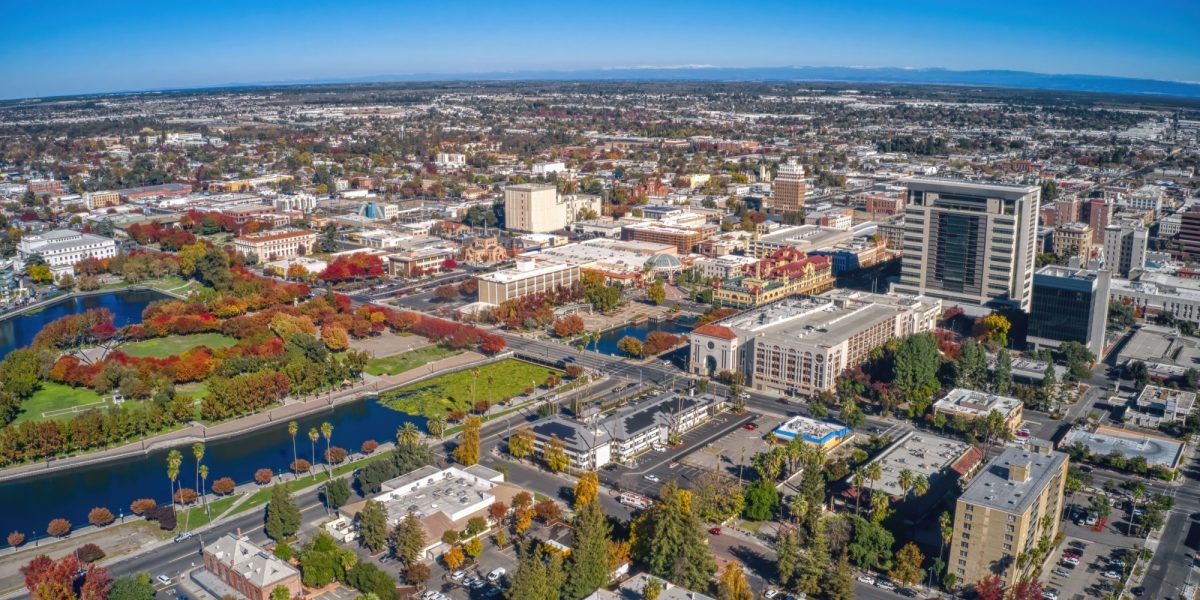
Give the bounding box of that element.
[587,317,695,356]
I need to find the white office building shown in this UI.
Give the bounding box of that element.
[17,229,118,276]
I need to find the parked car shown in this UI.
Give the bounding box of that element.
[856,575,875,585]
[1062,550,1081,559]
[708,527,722,535]
[1061,557,1080,567]
[876,580,896,591]
[644,474,660,482]
[487,568,506,582]
[763,590,781,599]
[743,423,758,430]
[451,570,466,581]
[1043,590,1059,600]
[156,575,171,586]
[173,532,193,543]
[1102,571,1122,580]
[1052,568,1070,577]
[1085,514,1099,526]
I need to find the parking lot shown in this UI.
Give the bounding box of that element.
[420,536,518,600]
[680,414,785,479]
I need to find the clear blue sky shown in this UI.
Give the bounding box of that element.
[2,0,1198,100]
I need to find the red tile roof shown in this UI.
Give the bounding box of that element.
[692,324,737,340]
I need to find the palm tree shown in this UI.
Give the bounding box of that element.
[866,462,882,492]
[192,442,205,501]
[788,495,807,525]
[427,415,447,438]
[851,468,866,514]
[288,420,299,478]
[320,421,333,478]
[913,475,929,497]
[898,468,914,497]
[199,464,210,518]
[308,427,319,467]
[397,422,421,446]
[938,512,953,573]
[471,368,481,406]
[166,449,182,510]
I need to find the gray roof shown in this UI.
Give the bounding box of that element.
[204,534,299,588]
[904,177,1039,199]
[959,447,1066,515]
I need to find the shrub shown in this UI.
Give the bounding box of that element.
[274,542,293,561]
[7,531,25,547]
[441,530,459,545]
[174,488,199,505]
[291,459,311,473]
[256,468,274,484]
[361,439,379,454]
[565,364,584,378]
[87,507,115,527]
[130,498,157,515]
[145,506,177,531]
[212,477,236,495]
[47,519,72,537]
[75,543,105,563]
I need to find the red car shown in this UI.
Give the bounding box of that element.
[743,423,758,431]
[708,527,722,535]
[1062,551,1081,559]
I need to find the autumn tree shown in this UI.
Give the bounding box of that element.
[574,471,599,508]
[442,545,465,570]
[717,561,753,600]
[46,519,71,538]
[974,574,1005,600]
[508,428,535,459]
[87,508,115,527]
[889,542,925,587]
[212,477,236,495]
[255,468,274,485]
[129,499,156,515]
[453,416,481,465]
[544,435,569,472]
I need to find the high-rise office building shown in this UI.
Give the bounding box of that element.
[503,184,601,233]
[1102,223,1148,277]
[773,159,806,224]
[951,446,1068,587]
[1027,266,1110,357]
[1086,198,1110,244]
[893,179,1041,311]
[1178,208,1200,259]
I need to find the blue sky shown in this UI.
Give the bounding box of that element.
[2,0,1198,100]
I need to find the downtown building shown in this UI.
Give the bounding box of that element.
[892,178,1041,311]
[688,290,941,396]
[951,446,1068,587]
[773,159,806,223]
[232,229,316,260]
[503,183,601,233]
[1103,223,1148,277]
[17,229,118,276]
[1027,266,1110,357]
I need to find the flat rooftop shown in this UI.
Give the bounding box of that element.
[866,431,977,498]
[375,465,501,523]
[773,415,850,445]
[959,447,1067,514]
[477,259,576,283]
[935,388,1023,418]
[904,177,1039,199]
[1062,425,1184,468]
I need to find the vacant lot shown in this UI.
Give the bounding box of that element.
[15,382,109,424]
[121,333,237,358]
[380,359,562,419]
[365,345,461,376]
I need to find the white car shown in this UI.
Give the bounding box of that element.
[763,590,780,599]
[420,592,439,600]
[1085,514,1099,526]
[1061,557,1080,567]
[876,580,896,591]
[856,574,875,585]
[1043,590,1059,600]
[156,575,171,586]
[644,474,660,482]
[487,567,506,582]
[1102,571,1121,580]
[451,570,466,581]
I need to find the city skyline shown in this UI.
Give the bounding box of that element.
[2,0,1199,100]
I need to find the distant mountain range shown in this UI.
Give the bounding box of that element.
[234,65,1200,99]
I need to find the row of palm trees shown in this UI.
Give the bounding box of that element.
[848,462,930,517]
[165,442,211,532]
[287,419,336,478]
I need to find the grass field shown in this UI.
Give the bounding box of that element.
[380,359,562,419]
[177,381,210,400]
[230,451,394,516]
[177,493,242,531]
[365,345,460,376]
[14,382,108,425]
[121,333,237,358]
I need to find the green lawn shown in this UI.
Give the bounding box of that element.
[14,382,108,424]
[121,333,237,358]
[365,345,460,376]
[229,451,394,517]
[177,494,242,530]
[380,359,562,419]
[177,381,210,400]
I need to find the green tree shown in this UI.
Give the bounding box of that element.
[271,585,292,600]
[648,278,666,306]
[994,349,1013,395]
[506,542,552,600]
[793,517,829,595]
[166,449,182,511]
[775,526,800,587]
[287,420,299,475]
[358,500,389,553]
[390,511,426,565]
[742,479,780,521]
[955,340,987,389]
[323,479,351,509]
[892,333,942,408]
[631,482,717,590]
[825,552,856,600]
[847,516,894,571]
[564,499,611,599]
[265,484,301,541]
[0,348,42,400]
[691,471,745,523]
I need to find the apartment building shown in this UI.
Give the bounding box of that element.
[773,159,806,222]
[893,178,1041,311]
[233,230,316,260]
[1103,223,1148,277]
[1052,222,1092,258]
[951,446,1068,587]
[84,190,121,209]
[503,183,601,233]
[200,535,302,600]
[689,290,941,395]
[17,229,118,276]
[1086,198,1110,244]
[477,256,579,305]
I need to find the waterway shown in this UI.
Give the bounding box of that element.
[0,398,420,543]
[0,289,167,360]
[587,317,695,356]
[0,289,424,540]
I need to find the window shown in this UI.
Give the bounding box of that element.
[1002,543,1012,552]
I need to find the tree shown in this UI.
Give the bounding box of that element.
[630,482,717,590]
[308,427,319,465]
[453,416,481,466]
[256,468,274,485]
[265,484,301,541]
[108,573,157,600]
[691,471,745,523]
[274,542,293,561]
[892,333,942,408]
[191,442,205,516]
[825,552,856,600]
[166,449,182,511]
[47,518,71,537]
[130,499,157,515]
[434,285,458,302]
[617,336,643,358]
[442,545,465,570]
[564,499,611,599]
[320,421,334,477]
[717,561,753,600]
[889,543,924,587]
[1008,578,1044,600]
[358,500,389,554]
[974,574,1005,600]
[847,516,894,571]
[404,563,431,586]
[574,471,599,509]
[648,278,667,306]
[464,537,484,559]
[323,479,351,509]
[544,435,570,472]
[742,479,779,521]
[994,349,1013,395]
[88,508,115,527]
[270,585,292,600]
[8,531,26,548]
[288,420,299,476]
[642,577,663,600]
[775,527,799,587]
[390,511,426,565]
[980,313,1011,348]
